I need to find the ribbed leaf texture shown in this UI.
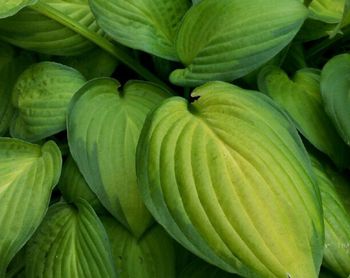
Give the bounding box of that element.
[25,200,117,277]
[10,62,86,142]
[89,0,190,61]
[136,81,324,277]
[311,156,350,278]
[170,0,308,86]
[321,53,350,146]
[258,66,350,168]
[68,78,170,238]
[0,138,61,277]
[0,0,102,56]
[0,0,37,19]
[102,216,176,278]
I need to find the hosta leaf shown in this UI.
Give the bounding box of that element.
[179,258,238,278]
[102,216,176,278]
[0,0,102,56]
[309,0,344,23]
[136,81,324,277]
[58,155,105,214]
[258,66,350,167]
[0,42,34,136]
[68,78,170,238]
[10,61,86,142]
[0,0,37,19]
[0,138,62,276]
[311,156,350,277]
[89,0,191,61]
[170,0,308,86]
[54,47,119,80]
[321,54,350,145]
[25,200,116,277]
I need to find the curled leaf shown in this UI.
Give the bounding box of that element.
[0,0,37,19]
[136,81,324,277]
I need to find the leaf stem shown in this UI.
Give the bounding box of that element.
[30,1,175,93]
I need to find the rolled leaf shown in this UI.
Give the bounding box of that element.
[89,0,190,61]
[25,200,117,277]
[58,155,105,214]
[0,138,62,276]
[10,61,86,142]
[102,216,176,278]
[321,53,350,145]
[170,0,308,86]
[67,78,170,238]
[308,0,344,23]
[258,66,350,167]
[0,0,102,56]
[311,156,350,278]
[0,0,37,19]
[136,81,324,277]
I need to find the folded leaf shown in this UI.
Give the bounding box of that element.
[25,200,117,277]
[0,0,101,56]
[311,156,350,278]
[0,0,37,19]
[102,216,176,278]
[89,0,190,61]
[136,81,324,277]
[258,66,350,167]
[10,61,86,142]
[170,0,308,86]
[0,138,61,276]
[309,0,344,23]
[68,78,170,238]
[321,53,350,145]
[58,155,105,214]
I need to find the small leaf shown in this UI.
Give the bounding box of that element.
[102,216,176,278]
[308,0,344,23]
[0,0,37,19]
[89,0,191,61]
[136,81,324,277]
[10,61,86,142]
[170,0,308,86]
[258,66,350,167]
[0,138,62,276]
[58,155,105,214]
[321,53,350,145]
[25,200,117,277]
[68,78,170,238]
[311,156,350,278]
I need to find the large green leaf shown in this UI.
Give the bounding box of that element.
[0,42,35,136]
[102,216,176,278]
[89,0,190,61]
[258,66,350,167]
[321,54,350,145]
[169,0,308,86]
[10,61,86,142]
[136,81,324,277]
[58,155,105,214]
[0,138,61,276]
[0,0,101,56]
[25,200,117,277]
[0,0,37,19]
[311,156,350,278]
[67,78,170,238]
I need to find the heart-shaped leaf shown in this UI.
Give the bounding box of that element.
[10,61,86,142]
[58,155,105,214]
[89,0,191,61]
[311,156,350,278]
[102,216,176,278]
[258,66,350,167]
[68,78,170,238]
[0,0,37,19]
[321,53,350,145]
[24,200,117,277]
[170,0,308,86]
[136,81,324,277]
[0,138,62,276]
